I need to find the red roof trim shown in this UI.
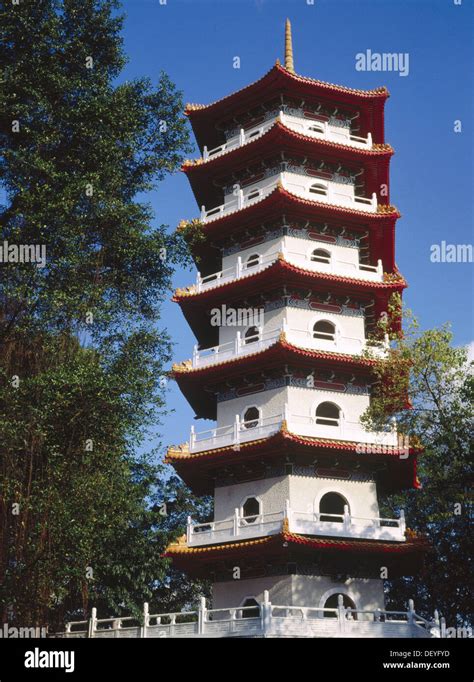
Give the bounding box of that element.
[174,257,406,303]
[193,185,400,232]
[282,531,428,554]
[185,63,389,117]
[173,338,377,380]
[166,429,421,496]
[183,120,393,175]
[164,531,428,560]
[166,429,423,463]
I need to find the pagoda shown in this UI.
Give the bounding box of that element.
[163,20,431,638]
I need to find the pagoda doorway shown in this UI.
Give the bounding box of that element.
[241,598,260,618]
[323,593,357,620]
[319,491,348,523]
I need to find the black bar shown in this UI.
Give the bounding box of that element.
[0,637,470,679]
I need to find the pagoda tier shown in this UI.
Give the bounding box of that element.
[174,255,405,347]
[164,528,429,580]
[185,62,388,151]
[166,428,421,496]
[183,121,393,209]
[172,337,381,419]
[182,195,399,275]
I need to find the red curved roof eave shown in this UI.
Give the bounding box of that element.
[185,63,388,150]
[183,184,401,232]
[174,258,407,304]
[182,122,393,208]
[182,120,393,174]
[173,258,405,346]
[164,533,428,557]
[166,429,421,496]
[172,339,380,420]
[173,338,377,376]
[182,186,399,272]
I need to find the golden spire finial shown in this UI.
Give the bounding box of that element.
[284,18,295,73]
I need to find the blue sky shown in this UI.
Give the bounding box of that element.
[119,0,473,454]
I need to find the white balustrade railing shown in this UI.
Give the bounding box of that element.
[200,175,276,222]
[203,119,273,160]
[190,413,283,452]
[189,408,398,453]
[288,505,406,542]
[287,411,396,445]
[282,111,373,148]
[186,501,406,546]
[202,111,373,162]
[192,327,279,367]
[57,595,438,639]
[200,174,377,223]
[195,244,383,293]
[285,247,383,281]
[191,324,388,368]
[286,326,388,356]
[187,509,285,545]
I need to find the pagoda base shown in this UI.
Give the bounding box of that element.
[213,574,385,619]
[56,593,437,639]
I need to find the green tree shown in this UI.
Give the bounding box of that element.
[363,305,473,626]
[1,0,192,340]
[0,333,211,629]
[0,0,209,629]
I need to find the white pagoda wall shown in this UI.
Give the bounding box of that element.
[217,307,282,346]
[221,236,282,270]
[221,234,362,272]
[214,475,289,519]
[212,575,385,617]
[216,385,371,431]
[217,306,366,349]
[214,474,380,522]
[221,173,356,211]
[281,173,356,205]
[216,386,288,425]
[288,475,380,519]
[284,307,366,342]
[287,385,371,424]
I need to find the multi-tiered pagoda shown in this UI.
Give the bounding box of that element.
[164,20,430,638]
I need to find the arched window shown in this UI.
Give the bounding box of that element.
[311,248,331,264]
[245,253,260,268]
[242,497,261,524]
[241,597,260,618]
[313,320,336,341]
[244,326,259,344]
[309,183,328,196]
[243,406,260,429]
[319,492,348,523]
[323,594,357,619]
[315,402,340,427]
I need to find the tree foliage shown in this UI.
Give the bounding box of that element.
[0,0,209,629]
[1,0,194,340]
[363,302,473,626]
